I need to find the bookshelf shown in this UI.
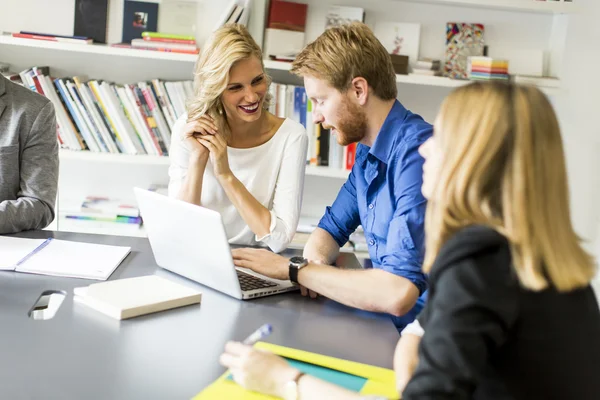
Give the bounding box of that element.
[1,0,575,240]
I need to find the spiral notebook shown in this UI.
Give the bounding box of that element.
[0,236,130,280]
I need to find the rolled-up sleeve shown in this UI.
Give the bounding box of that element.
[317,167,361,247]
[379,138,428,295]
[258,129,308,253]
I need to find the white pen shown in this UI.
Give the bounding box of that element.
[242,323,273,345]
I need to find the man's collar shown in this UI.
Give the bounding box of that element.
[368,100,407,163]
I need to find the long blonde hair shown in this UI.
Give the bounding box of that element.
[187,24,271,139]
[424,81,595,292]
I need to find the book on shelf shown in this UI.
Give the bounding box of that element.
[130,38,198,52]
[62,196,142,225]
[122,0,159,43]
[157,0,198,37]
[214,0,253,31]
[74,0,109,43]
[12,32,92,45]
[324,6,364,29]
[13,65,191,156]
[445,23,485,80]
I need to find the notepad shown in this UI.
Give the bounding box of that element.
[0,236,130,280]
[194,342,398,399]
[74,275,202,320]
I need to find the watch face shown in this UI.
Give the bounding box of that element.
[290,256,306,265]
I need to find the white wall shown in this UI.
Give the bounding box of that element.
[552,0,600,293]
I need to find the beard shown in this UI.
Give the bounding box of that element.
[325,98,368,146]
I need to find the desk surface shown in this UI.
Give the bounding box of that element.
[0,231,399,400]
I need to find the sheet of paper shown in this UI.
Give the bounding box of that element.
[0,237,47,270]
[17,239,131,280]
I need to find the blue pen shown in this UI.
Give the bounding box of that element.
[15,238,53,268]
[242,323,273,345]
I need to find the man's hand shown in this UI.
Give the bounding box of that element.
[232,248,289,280]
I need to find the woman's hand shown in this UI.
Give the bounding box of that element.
[220,341,300,398]
[195,130,232,179]
[394,333,421,394]
[182,116,218,165]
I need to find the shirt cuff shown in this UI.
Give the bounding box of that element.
[401,319,424,337]
[255,209,278,242]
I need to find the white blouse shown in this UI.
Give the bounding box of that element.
[168,114,308,253]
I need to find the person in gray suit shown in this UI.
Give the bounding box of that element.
[0,74,58,233]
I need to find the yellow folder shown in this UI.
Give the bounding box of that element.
[193,342,398,399]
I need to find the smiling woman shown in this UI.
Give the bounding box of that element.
[168,24,308,253]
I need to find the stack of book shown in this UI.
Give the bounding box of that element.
[63,196,142,225]
[468,57,509,81]
[411,58,442,77]
[10,65,192,155]
[10,31,92,45]
[119,32,199,55]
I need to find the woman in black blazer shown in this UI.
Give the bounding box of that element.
[218,82,600,400]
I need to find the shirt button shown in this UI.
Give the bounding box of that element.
[369,239,375,246]
[368,203,374,210]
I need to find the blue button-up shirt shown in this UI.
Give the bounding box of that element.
[318,100,432,331]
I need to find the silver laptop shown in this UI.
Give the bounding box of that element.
[134,188,298,300]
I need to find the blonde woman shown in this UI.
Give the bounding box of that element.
[218,82,600,400]
[168,24,308,253]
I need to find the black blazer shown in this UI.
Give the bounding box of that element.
[403,225,600,400]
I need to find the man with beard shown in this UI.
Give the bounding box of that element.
[231,22,431,331]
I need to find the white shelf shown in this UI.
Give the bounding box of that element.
[395,0,578,14]
[0,35,198,62]
[263,60,561,95]
[60,150,171,165]
[59,150,349,179]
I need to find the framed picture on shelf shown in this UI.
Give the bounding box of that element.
[374,22,421,67]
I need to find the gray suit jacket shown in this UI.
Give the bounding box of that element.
[0,74,58,233]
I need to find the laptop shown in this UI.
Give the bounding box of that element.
[134,188,298,300]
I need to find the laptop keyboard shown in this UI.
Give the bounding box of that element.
[236,270,278,291]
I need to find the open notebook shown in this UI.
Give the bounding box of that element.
[0,236,130,280]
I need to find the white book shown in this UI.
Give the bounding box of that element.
[74,275,202,320]
[139,82,172,148]
[38,75,81,150]
[0,237,130,280]
[227,5,244,24]
[57,78,99,152]
[64,80,103,152]
[214,0,238,31]
[237,0,252,26]
[99,82,146,154]
[74,79,120,154]
[118,85,159,155]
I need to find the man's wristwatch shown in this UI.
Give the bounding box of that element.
[288,256,308,284]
